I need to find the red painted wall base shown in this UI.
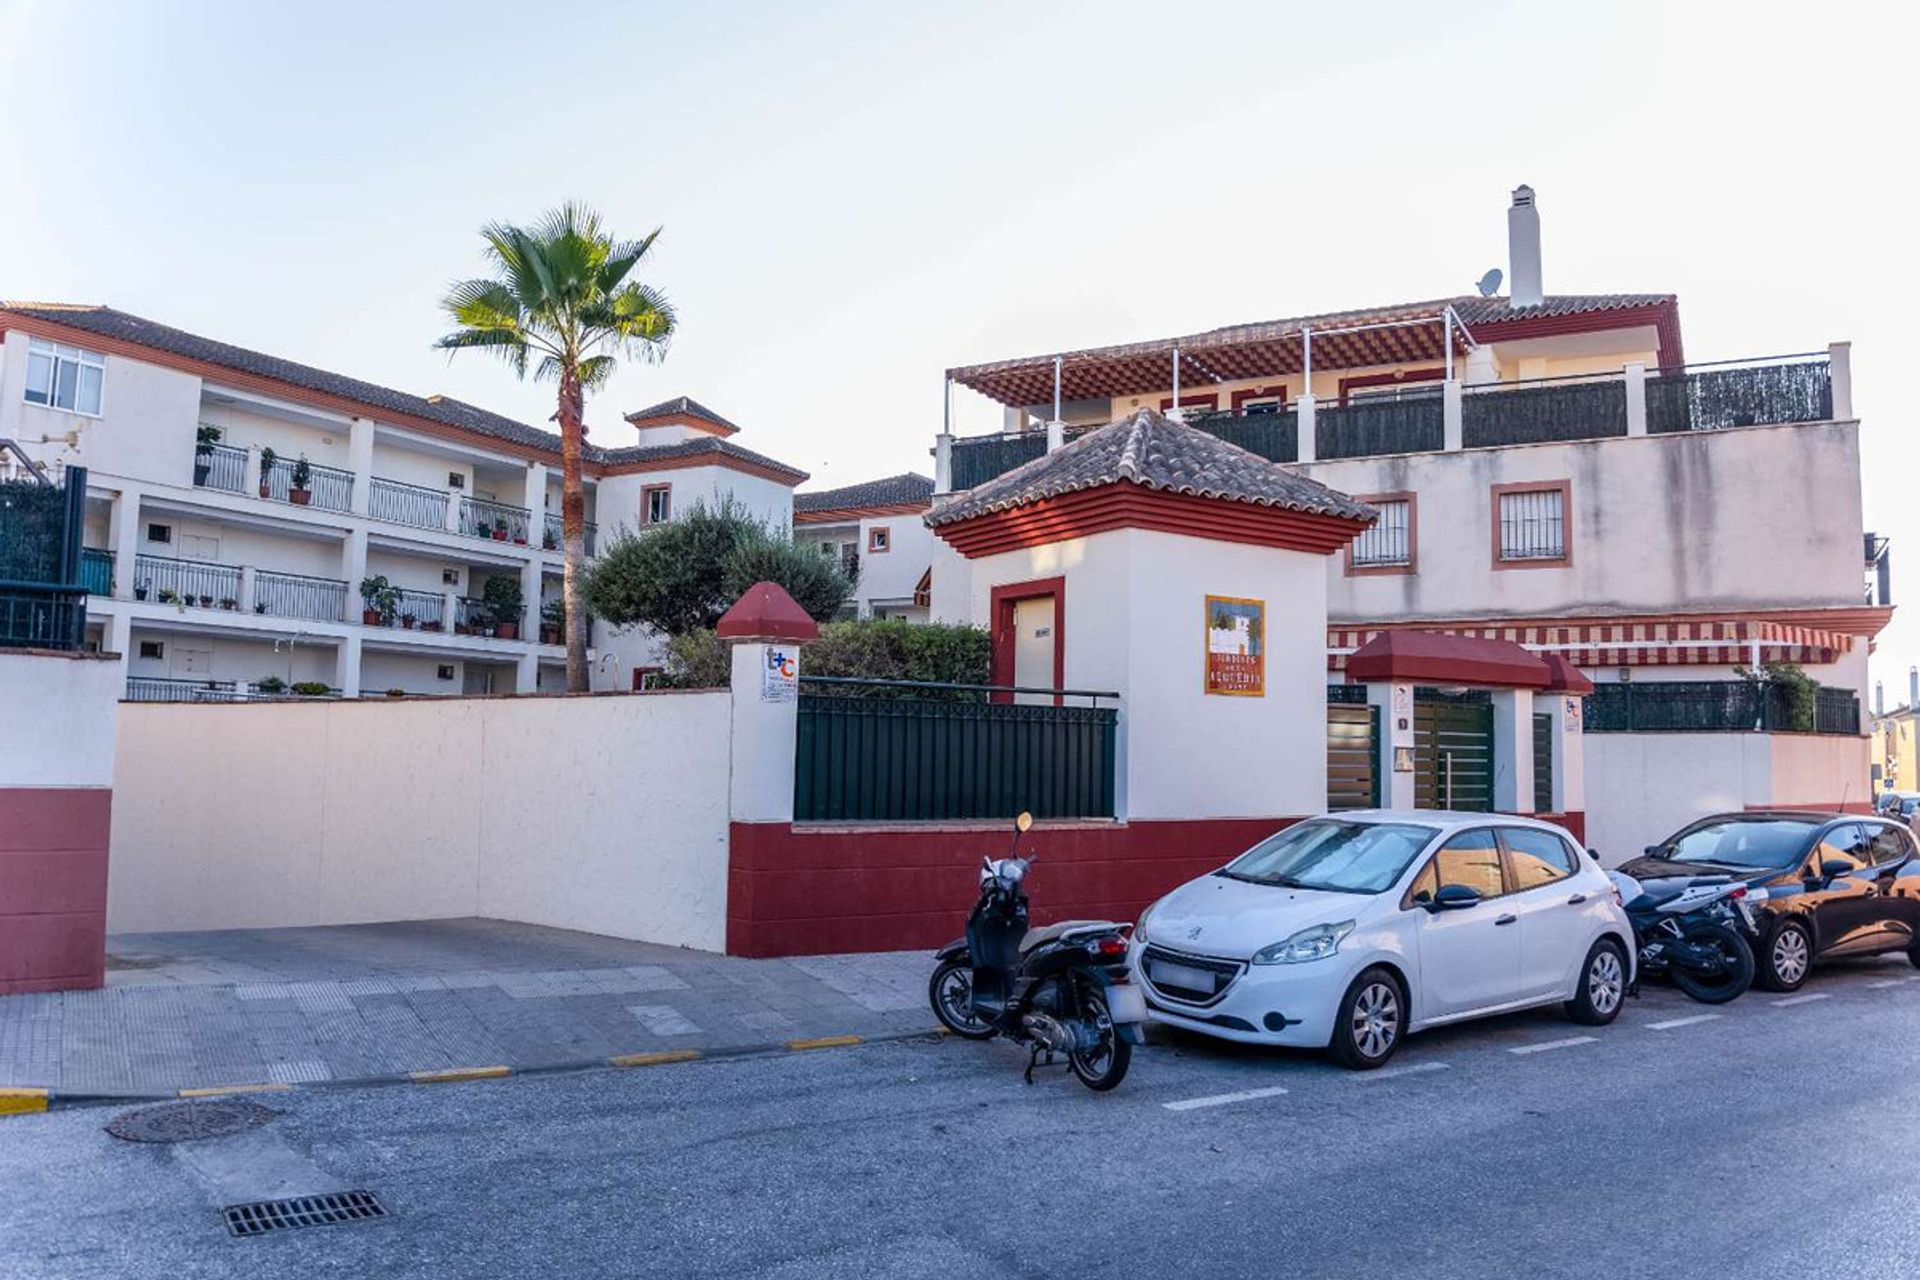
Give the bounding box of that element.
[0,788,111,995]
[727,817,1301,958]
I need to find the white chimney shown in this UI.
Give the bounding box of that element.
[1910,665,1917,711]
[1507,185,1543,308]
[1877,681,1885,717]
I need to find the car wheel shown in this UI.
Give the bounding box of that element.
[1564,938,1629,1025]
[1756,920,1813,992]
[1328,967,1404,1071]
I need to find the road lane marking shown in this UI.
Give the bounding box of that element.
[1508,1036,1596,1055]
[1646,1014,1722,1031]
[787,1035,863,1052]
[1773,993,1831,1007]
[609,1050,702,1068]
[410,1065,511,1084]
[0,1087,48,1117]
[1163,1085,1290,1112]
[177,1083,292,1098]
[1350,1062,1449,1082]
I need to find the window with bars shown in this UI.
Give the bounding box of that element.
[1351,498,1412,568]
[1497,486,1567,562]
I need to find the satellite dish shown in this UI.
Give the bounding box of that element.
[1476,268,1503,298]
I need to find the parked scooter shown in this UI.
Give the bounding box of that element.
[1606,866,1756,1003]
[928,812,1147,1090]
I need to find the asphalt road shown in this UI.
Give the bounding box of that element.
[7,955,1920,1279]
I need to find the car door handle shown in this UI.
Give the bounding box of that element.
[1567,894,1587,905]
[1495,914,1518,926]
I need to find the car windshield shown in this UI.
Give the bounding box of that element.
[1656,818,1819,870]
[1220,820,1437,894]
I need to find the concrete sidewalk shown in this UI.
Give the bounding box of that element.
[0,919,935,1098]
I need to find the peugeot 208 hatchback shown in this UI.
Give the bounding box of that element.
[1130,811,1635,1069]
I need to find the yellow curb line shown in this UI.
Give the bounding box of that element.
[786,1035,863,1052]
[410,1066,511,1084]
[178,1083,293,1099]
[608,1050,702,1068]
[0,1087,50,1116]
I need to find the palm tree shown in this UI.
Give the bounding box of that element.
[437,203,674,691]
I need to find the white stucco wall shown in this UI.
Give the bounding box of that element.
[108,690,733,949]
[0,651,120,787]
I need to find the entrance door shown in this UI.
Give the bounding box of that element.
[1011,595,1056,706]
[1414,691,1494,812]
[1327,698,1380,810]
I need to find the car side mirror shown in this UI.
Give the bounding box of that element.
[1643,845,1664,858]
[1587,847,1603,864]
[1430,884,1481,912]
[1819,858,1853,882]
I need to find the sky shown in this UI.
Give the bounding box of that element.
[3,0,1916,686]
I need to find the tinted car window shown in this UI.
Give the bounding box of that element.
[1429,830,1505,900]
[1663,818,1819,870]
[1867,823,1914,867]
[1505,828,1576,890]
[1811,824,1872,875]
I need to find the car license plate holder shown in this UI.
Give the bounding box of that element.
[1147,959,1217,995]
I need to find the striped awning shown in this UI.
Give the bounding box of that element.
[1328,617,1854,673]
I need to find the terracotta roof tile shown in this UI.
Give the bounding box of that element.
[794,473,934,514]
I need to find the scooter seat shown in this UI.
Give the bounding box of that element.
[1019,921,1117,953]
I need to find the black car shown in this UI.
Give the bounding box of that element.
[1618,812,1920,992]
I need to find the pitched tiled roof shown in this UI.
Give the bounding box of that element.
[926,409,1372,527]
[0,303,806,478]
[794,472,934,514]
[624,395,740,433]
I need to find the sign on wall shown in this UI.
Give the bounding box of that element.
[762,648,798,703]
[1204,595,1265,697]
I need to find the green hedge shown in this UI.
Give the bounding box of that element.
[660,618,990,694]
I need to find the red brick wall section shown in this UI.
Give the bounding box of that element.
[726,818,1303,958]
[0,789,111,994]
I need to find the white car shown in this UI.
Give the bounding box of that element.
[1129,810,1635,1069]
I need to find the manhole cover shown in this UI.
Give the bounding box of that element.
[224,1190,388,1237]
[106,1099,280,1144]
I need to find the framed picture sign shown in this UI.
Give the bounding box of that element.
[1204,595,1265,697]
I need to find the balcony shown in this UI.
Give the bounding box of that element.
[260,453,354,513]
[542,511,598,557]
[453,595,526,639]
[80,547,113,595]
[945,352,1839,489]
[370,476,451,531]
[192,441,247,494]
[134,554,244,611]
[459,496,531,545]
[123,676,342,703]
[255,569,348,623]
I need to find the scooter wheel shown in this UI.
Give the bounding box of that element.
[929,959,995,1040]
[1670,922,1755,1004]
[1067,986,1132,1091]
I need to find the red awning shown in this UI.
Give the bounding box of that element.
[1344,631,1552,689]
[1539,653,1595,695]
[716,581,820,643]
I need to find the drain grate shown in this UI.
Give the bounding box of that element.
[106,1099,280,1144]
[223,1190,389,1237]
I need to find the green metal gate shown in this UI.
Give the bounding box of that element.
[1533,711,1554,813]
[1413,690,1493,812]
[1327,701,1379,810]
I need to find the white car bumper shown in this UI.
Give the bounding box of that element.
[1130,939,1352,1049]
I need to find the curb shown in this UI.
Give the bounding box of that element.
[1,1024,945,1116]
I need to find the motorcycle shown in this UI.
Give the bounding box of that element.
[1606,867,1757,1004]
[927,812,1147,1091]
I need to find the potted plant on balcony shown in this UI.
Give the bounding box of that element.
[359,574,399,626]
[471,517,493,541]
[491,520,509,543]
[258,447,277,498]
[133,579,150,602]
[542,525,559,551]
[399,611,417,630]
[254,675,288,696]
[288,455,314,506]
[197,593,214,608]
[194,425,222,486]
[290,681,331,697]
[219,596,238,611]
[157,587,181,606]
[483,576,523,640]
[539,598,565,646]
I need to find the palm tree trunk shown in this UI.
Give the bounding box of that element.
[558,370,590,692]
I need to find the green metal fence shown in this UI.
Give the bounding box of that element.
[1533,711,1554,812]
[1584,680,1859,735]
[1189,411,1300,464]
[1414,689,1494,812]
[1646,356,1832,433]
[1315,394,1445,460]
[794,688,1119,822]
[0,465,88,650]
[1463,377,1628,448]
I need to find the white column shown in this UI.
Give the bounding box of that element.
[519,559,542,642]
[1463,344,1499,386]
[1367,681,1416,810]
[445,490,464,534]
[1624,363,1648,437]
[525,461,549,549]
[1491,688,1536,814]
[1829,341,1853,421]
[1046,418,1064,452]
[728,640,801,825]
[442,589,461,634]
[108,488,140,601]
[239,565,258,614]
[347,417,375,517]
[514,649,539,694]
[244,445,263,498]
[342,529,368,622]
[335,633,362,698]
[933,433,954,494]
[1296,394,1317,463]
[106,610,133,669]
[1442,379,1463,451]
[1548,692,1586,821]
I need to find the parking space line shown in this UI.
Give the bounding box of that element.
[1507,1036,1596,1055]
[1646,1014,1721,1031]
[1163,1085,1289,1112]
[1866,979,1906,990]
[1773,993,1831,1007]
[1350,1062,1448,1082]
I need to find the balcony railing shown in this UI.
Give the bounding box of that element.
[135,554,244,609]
[255,569,348,623]
[542,511,598,557]
[260,454,355,512]
[0,581,86,650]
[459,496,531,545]
[80,547,113,595]
[454,595,526,638]
[393,587,448,632]
[370,476,451,530]
[192,441,247,494]
[125,676,246,703]
[945,351,1842,490]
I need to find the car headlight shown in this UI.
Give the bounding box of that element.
[1252,920,1356,965]
[1134,900,1160,945]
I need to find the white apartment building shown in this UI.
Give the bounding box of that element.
[792,472,934,621]
[0,306,805,698]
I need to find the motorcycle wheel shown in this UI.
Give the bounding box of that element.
[1669,922,1755,1004]
[1067,984,1132,1091]
[928,959,995,1040]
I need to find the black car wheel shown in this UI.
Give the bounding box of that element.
[1328,967,1405,1070]
[1565,938,1629,1024]
[1756,920,1813,992]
